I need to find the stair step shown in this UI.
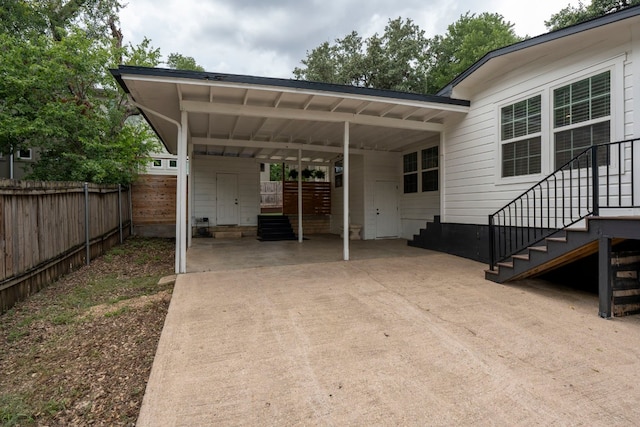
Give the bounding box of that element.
[497,261,513,269]
[529,246,547,253]
[512,254,529,261]
[214,231,242,239]
[485,269,499,276]
[546,237,567,243]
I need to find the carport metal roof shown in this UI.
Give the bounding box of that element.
[110,66,470,273]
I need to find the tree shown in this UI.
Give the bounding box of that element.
[545,0,640,31]
[0,29,160,184]
[425,12,522,93]
[294,14,521,95]
[167,53,205,71]
[0,0,170,184]
[294,18,430,92]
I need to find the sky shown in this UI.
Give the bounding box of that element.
[119,0,583,79]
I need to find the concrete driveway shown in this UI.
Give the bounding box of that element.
[138,236,640,426]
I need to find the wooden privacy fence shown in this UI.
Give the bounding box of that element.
[0,179,132,313]
[283,181,331,215]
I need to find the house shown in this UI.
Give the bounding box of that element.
[0,148,37,179]
[111,5,640,317]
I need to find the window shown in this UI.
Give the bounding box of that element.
[169,159,177,169]
[553,71,610,168]
[421,147,438,192]
[500,95,541,177]
[17,149,32,160]
[334,160,343,188]
[403,152,418,193]
[152,159,162,168]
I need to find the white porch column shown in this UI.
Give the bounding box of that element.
[298,149,303,242]
[187,142,194,248]
[175,111,188,274]
[343,121,350,261]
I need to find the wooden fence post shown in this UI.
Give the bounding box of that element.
[84,182,90,265]
[118,184,123,244]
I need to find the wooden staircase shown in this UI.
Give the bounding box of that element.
[486,217,640,317]
[257,215,297,241]
[485,224,599,283]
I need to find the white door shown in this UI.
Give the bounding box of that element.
[374,181,398,238]
[217,173,238,225]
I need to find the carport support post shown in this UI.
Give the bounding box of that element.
[188,142,194,248]
[176,111,188,274]
[298,149,303,242]
[343,121,350,261]
[598,236,612,318]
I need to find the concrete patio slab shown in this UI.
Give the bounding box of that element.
[138,239,640,426]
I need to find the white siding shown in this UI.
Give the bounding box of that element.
[192,156,260,226]
[443,38,636,225]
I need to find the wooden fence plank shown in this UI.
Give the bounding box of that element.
[0,180,132,313]
[283,181,331,215]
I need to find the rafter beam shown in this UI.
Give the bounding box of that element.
[181,100,444,132]
[191,137,375,155]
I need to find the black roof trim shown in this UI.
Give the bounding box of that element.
[110,65,470,107]
[437,5,640,96]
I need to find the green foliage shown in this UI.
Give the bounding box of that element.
[425,12,522,93]
[270,163,283,181]
[167,53,205,71]
[0,0,165,184]
[294,13,521,95]
[294,18,430,92]
[545,0,640,30]
[0,393,33,426]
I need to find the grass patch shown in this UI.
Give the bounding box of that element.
[104,306,131,318]
[0,394,33,426]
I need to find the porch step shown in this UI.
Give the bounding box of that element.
[257,215,297,241]
[214,231,243,239]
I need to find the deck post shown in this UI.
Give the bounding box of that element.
[343,121,350,261]
[598,236,612,318]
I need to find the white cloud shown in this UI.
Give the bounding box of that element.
[119,0,584,78]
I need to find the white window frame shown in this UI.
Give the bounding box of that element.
[495,56,624,185]
[403,151,418,194]
[168,159,178,169]
[551,68,616,171]
[17,148,32,160]
[421,146,439,192]
[496,90,547,185]
[151,158,163,169]
[499,94,543,179]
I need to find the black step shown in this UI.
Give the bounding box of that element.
[257,215,297,241]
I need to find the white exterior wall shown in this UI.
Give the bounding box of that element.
[443,37,636,226]
[192,155,260,226]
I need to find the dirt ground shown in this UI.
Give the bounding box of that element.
[139,245,640,426]
[0,237,175,426]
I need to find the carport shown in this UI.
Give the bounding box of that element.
[111,66,469,273]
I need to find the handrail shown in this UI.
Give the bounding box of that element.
[488,138,640,270]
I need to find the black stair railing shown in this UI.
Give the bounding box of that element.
[489,138,640,270]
